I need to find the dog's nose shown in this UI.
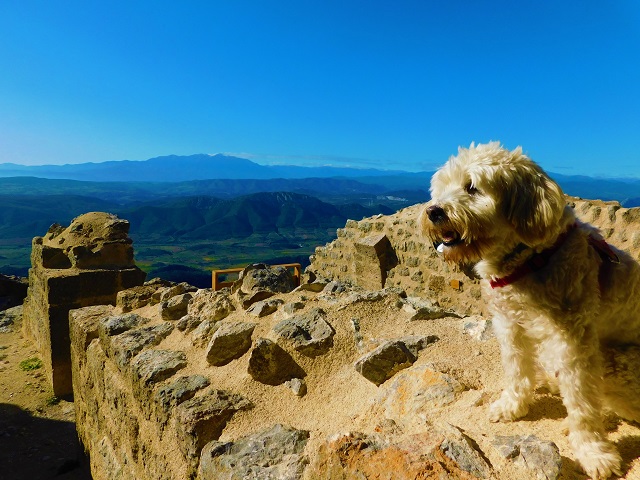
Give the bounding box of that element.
[426,205,446,223]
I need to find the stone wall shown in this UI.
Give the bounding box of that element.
[66,200,640,479]
[22,212,146,397]
[308,197,640,317]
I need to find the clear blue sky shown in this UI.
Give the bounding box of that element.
[1,1,639,176]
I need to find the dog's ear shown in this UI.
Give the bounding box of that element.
[500,156,566,246]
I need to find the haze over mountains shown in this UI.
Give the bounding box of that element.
[0,154,413,182]
[1,153,639,285]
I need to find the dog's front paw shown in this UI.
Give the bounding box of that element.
[574,439,622,479]
[488,394,529,422]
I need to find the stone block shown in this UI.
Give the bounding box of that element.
[354,233,397,290]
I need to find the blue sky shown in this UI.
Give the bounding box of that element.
[1,1,639,176]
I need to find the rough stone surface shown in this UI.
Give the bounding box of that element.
[308,430,488,480]
[116,284,160,312]
[248,338,306,385]
[205,321,256,366]
[198,424,310,479]
[174,389,253,464]
[104,323,175,370]
[236,264,296,308]
[354,340,417,386]
[273,308,335,357]
[188,289,235,322]
[0,305,21,333]
[159,292,193,320]
[130,349,188,391]
[99,313,150,337]
[354,233,398,290]
[246,298,282,317]
[22,211,146,396]
[493,435,562,480]
[374,364,467,427]
[153,374,210,424]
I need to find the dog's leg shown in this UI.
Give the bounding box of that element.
[489,313,536,422]
[551,326,622,479]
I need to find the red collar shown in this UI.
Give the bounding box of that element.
[490,224,620,289]
[490,224,577,289]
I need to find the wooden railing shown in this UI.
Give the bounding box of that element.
[212,263,302,291]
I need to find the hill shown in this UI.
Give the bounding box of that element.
[0,154,408,182]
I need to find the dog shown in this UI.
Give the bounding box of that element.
[421,142,640,479]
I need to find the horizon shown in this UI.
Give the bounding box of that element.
[1,2,639,177]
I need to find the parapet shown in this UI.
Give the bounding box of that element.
[23,212,146,397]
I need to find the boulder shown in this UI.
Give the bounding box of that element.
[159,293,193,321]
[198,424,310,479]
[188,289,235,322]
[235,264,296,308]
[493,435,562,480]
[205,321,256,366]
[274,308,335,357]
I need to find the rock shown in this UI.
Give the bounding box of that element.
[274,308,335,357]
[236,264,296,308]
[104,323,175,370]
[248,338,306,386]
[151,283,197,306]
[402,297,458,320]
[198,424,309,479]
[463,317,495,341]
[354,340,417,386]
[205,322,256,366]
[440,424,491,479]
[99,313,150,337]
[0,305,21,333]
[285,378,307,397]
[493,435,562,480]
[159,293,193,321]
[116,284,159,312]
[40,212,136,269]
[153,374,210,424]
[130,349,188,390]
[323,280,347,294]
[191,319,218,348]
[354,233,398,290]
[176,314,203,333]
[174,389,253,463]
[188,289,235,322]
[309,430,488,479]
[283,301,305,314]
[246,298,283,317]
[298,280,328,292]
[398,334,439,357]
[375,364,466,426]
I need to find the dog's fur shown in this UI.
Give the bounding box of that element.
[421,142,640,479]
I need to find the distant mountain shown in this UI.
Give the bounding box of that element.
[0,154,409,182]
[0,192,393,243]
[120,192,394,241]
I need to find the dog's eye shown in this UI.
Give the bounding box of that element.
[465,182,478,195]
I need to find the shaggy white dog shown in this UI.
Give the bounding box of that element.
[421,142,640,479]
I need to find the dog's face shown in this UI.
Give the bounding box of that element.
[420,142,566,264]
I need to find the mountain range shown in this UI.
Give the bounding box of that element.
[1,154,639,206]
[0,154,412,182]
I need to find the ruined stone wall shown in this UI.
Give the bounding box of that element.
[308,198,640,317]
[66,201,640,479]
[23,212,146,396]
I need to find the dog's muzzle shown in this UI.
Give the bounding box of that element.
[426,204,463,252]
